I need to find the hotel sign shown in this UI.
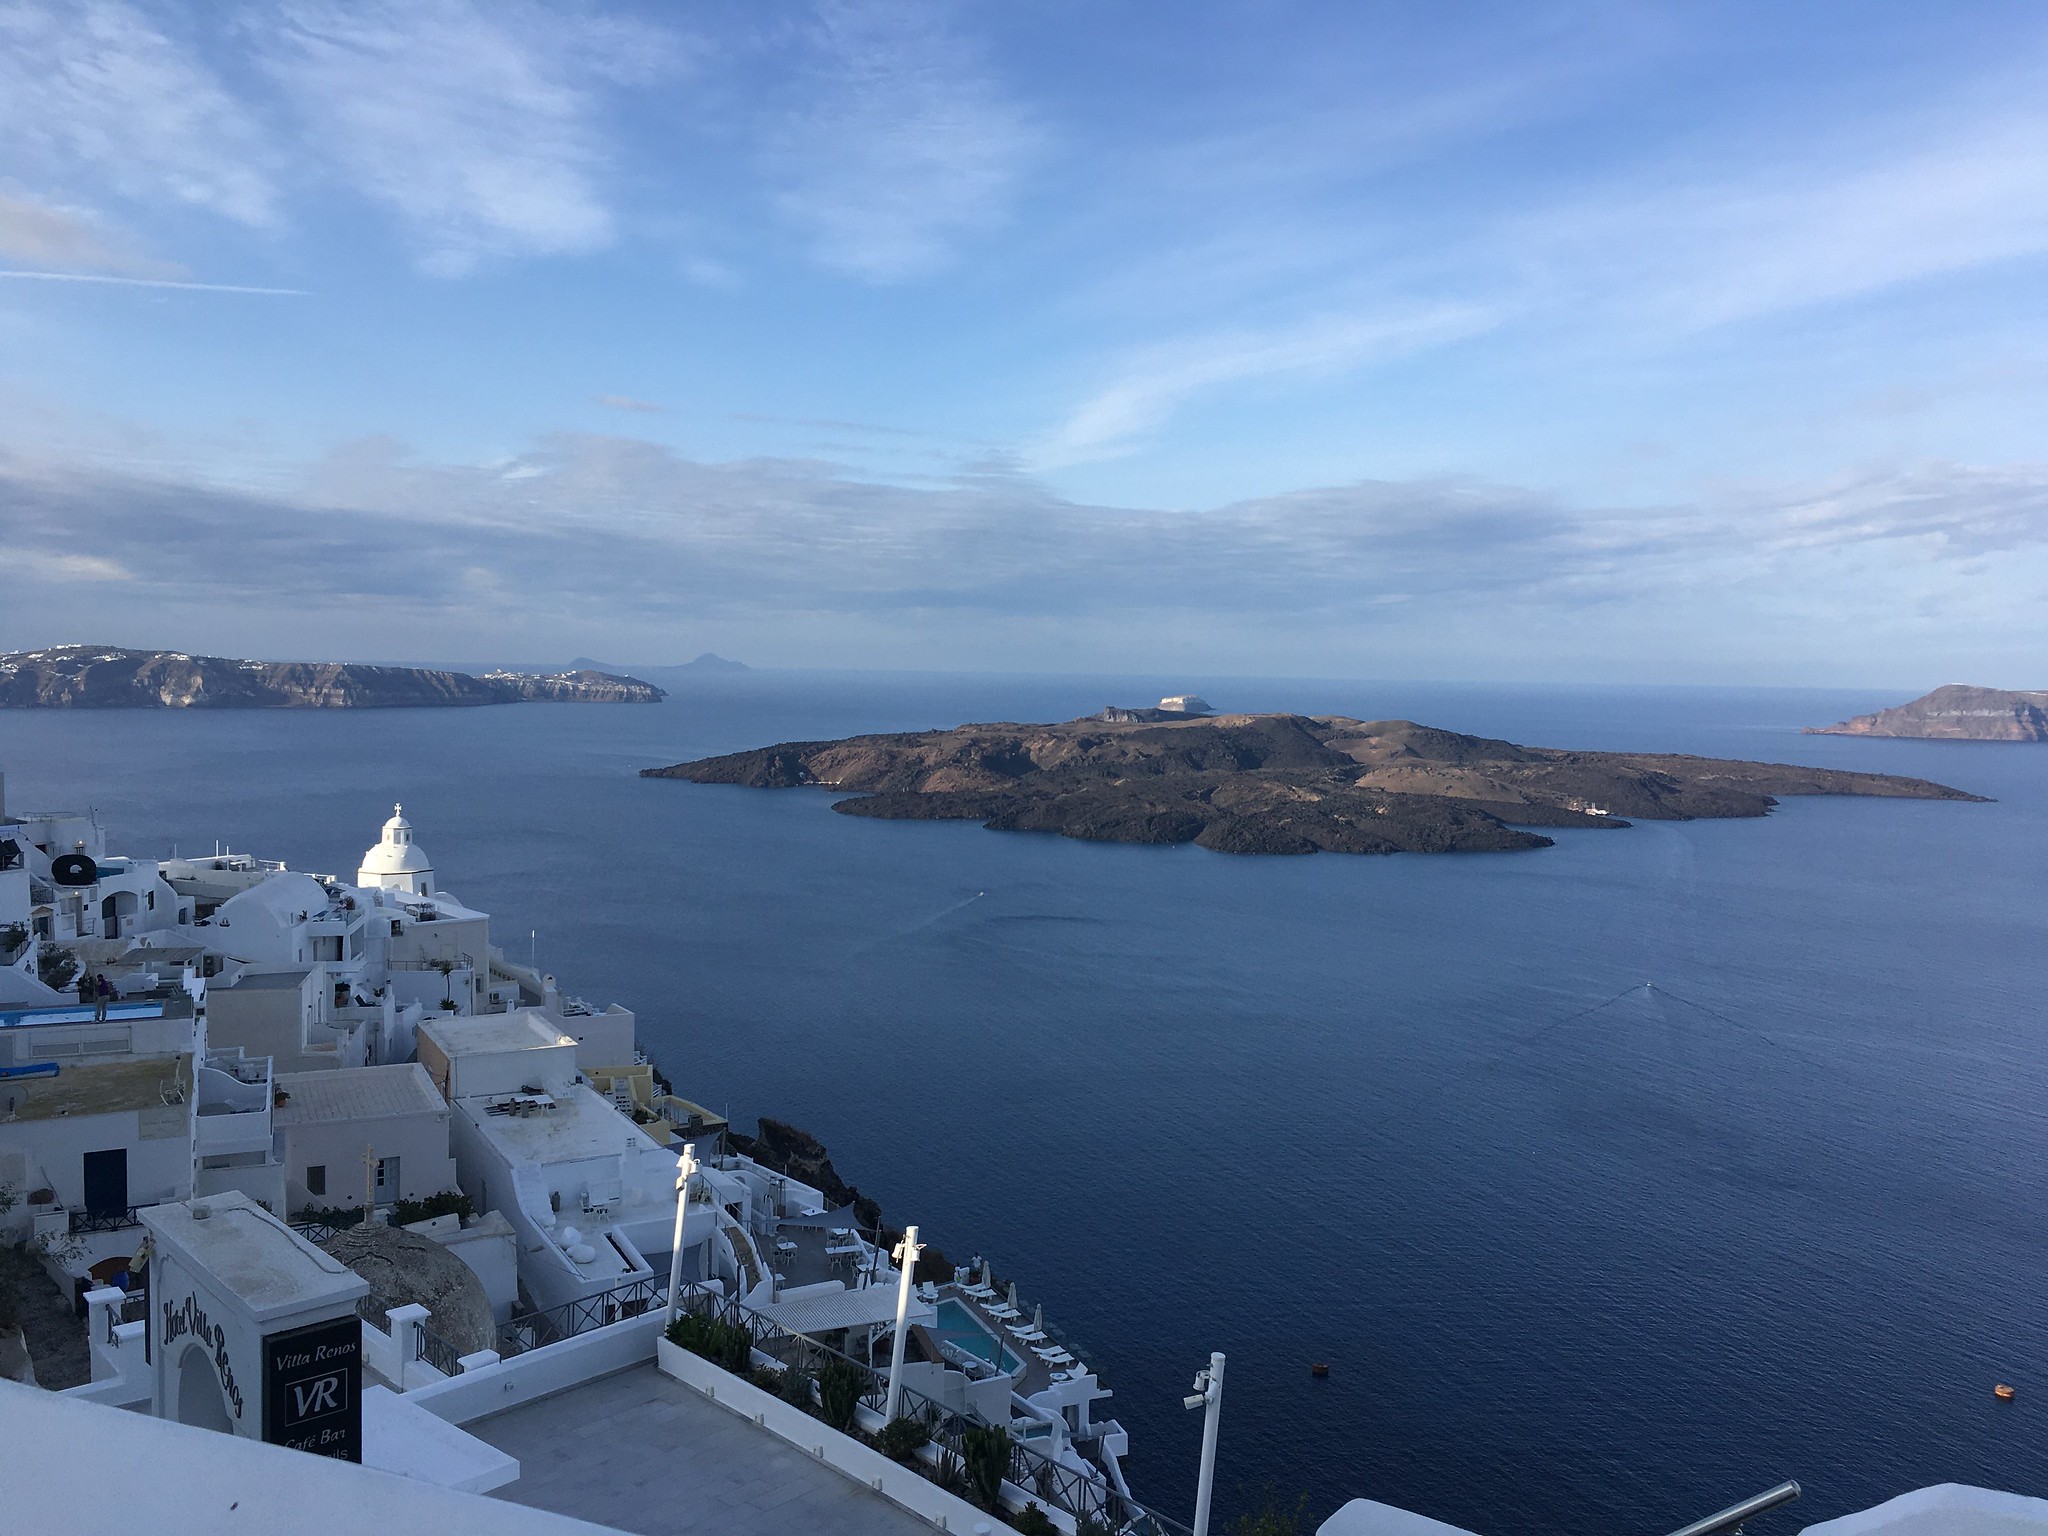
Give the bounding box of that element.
[262,1315,361,1462]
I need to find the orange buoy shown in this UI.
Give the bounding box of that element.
[1995,1383,2017,1401]
[1311,1362,1330,1379]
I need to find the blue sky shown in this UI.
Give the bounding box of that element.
[3,1,2047,684]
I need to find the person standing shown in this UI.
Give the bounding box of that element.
[93,973,110,1022]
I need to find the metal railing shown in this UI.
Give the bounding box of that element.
[1666,1482,1801,1536]
[496,1274,667,1356]
[104,1290,148,1343]
[290,1210,381,1244]
[356,1294,391,1334]
[69,1205,141,1235]
[415,1320,466,1377]
[667,1282,1191,1536]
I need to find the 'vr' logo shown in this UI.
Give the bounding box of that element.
[288,1373,346,1422]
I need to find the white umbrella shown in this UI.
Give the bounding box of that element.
[1033,1303,1043,1330]
[1008,1281,1020,1310]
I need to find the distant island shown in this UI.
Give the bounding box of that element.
[0,645,666,708]
[644,709,1983,855]
[572,653,750,674]
[1809,685,2048,741]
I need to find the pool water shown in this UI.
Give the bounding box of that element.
[936,1297,1027,1373]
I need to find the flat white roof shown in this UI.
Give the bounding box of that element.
[142,1192,367,1323]
[420,1011,572,1059]
[2,1378,614,1536]
[462,1083,666,1168]
[274,1063,446,1126]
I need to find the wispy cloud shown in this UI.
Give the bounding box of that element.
[0,192,175,277]
[596,394,668,414]
[762,0,1039,281]
[0,269,305,296]
[0,1,278,225]
[251,0,679,275]
[1515,101,2048,330]
[1035,304,1497,467]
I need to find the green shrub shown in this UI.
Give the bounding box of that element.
[1227,1491,1310,1536]
[714,1318,754,1375]
[390,1189,472,1226]
[816,1359,866,1431]
[37,946,78,992]
[664,1313,708,1352]
[778,1364,815,1408]
[875,1415,930,1461]
[1010,1504,1057,1536]
[961,1424,1012,1509]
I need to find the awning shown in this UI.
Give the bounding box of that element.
[757,1285,935,1336]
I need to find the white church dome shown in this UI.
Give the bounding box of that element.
[358,803,434,893]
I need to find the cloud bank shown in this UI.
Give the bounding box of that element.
[5,434,2046,679]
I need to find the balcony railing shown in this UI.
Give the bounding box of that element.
[414,1319,466,1377]
[69,1205,142,1235]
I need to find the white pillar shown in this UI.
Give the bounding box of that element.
[884,1225,922,1424]
[1191,1351,1226,1536]
[666,1146,698,1323]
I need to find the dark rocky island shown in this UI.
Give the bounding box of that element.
[0,646,665,708]
[1809,685,2048,741]
[644,710,1984,856]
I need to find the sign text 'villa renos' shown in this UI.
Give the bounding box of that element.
[263,1315,362,1462]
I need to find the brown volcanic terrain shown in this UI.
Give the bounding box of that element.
[0,646,665,708]
[644,711,1985,856]
[1810,685,2048,741]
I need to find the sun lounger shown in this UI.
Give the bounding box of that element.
[962,1283,996,1299]
[985,1303,1020,1319]
[1008,1325,1046,1342]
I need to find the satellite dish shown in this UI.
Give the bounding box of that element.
[50,852,98,886]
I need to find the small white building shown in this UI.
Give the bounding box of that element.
[272,1063,459,1217]
[416,1012,699,1314]
[358,805,434,897]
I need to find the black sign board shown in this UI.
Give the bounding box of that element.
[262,1314,361,1462]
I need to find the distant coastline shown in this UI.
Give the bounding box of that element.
[0,645,666,709]
[1809,684,2048,741]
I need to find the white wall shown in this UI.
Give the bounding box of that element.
[5,1107,193,1212]
[281,1112,458,1214]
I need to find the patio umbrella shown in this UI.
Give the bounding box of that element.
[1008,1281,1020,1310]
[1033,1303,1043,1330]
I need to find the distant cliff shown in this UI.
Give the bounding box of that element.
[0,646,665,708]
[1809,685,2048,741]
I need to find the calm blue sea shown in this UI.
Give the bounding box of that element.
[5,674,2044,1536]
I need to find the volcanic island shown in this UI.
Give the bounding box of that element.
[643,709,1985,856]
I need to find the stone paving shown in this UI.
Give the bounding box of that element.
[469,1364,936,1536]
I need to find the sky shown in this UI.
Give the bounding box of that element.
[2,1,2047,685]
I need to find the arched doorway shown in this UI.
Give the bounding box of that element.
[175,1346,233,1434]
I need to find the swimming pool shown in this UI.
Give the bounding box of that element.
[935,1297,1027,1374]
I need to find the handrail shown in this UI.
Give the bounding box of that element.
[1666,1482,1801,1536]
[69,1205,142,1235]
[415,1319,466,1376]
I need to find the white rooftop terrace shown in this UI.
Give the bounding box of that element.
[274,1062,445,1125]
[465,1083,668,1168]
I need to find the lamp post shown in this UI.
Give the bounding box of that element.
[666,1146,698,1323]
[1186,1351,1225,1536]
[884,1224,923,1424]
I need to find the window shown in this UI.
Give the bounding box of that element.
[375,1156,399,1195]
[306,1165,326,1196]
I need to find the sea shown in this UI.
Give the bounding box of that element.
[5,672,2044,1536]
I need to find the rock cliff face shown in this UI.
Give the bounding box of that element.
[646,711,1985,857]
[1809,685,2048,741]
[0,647,664,708]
